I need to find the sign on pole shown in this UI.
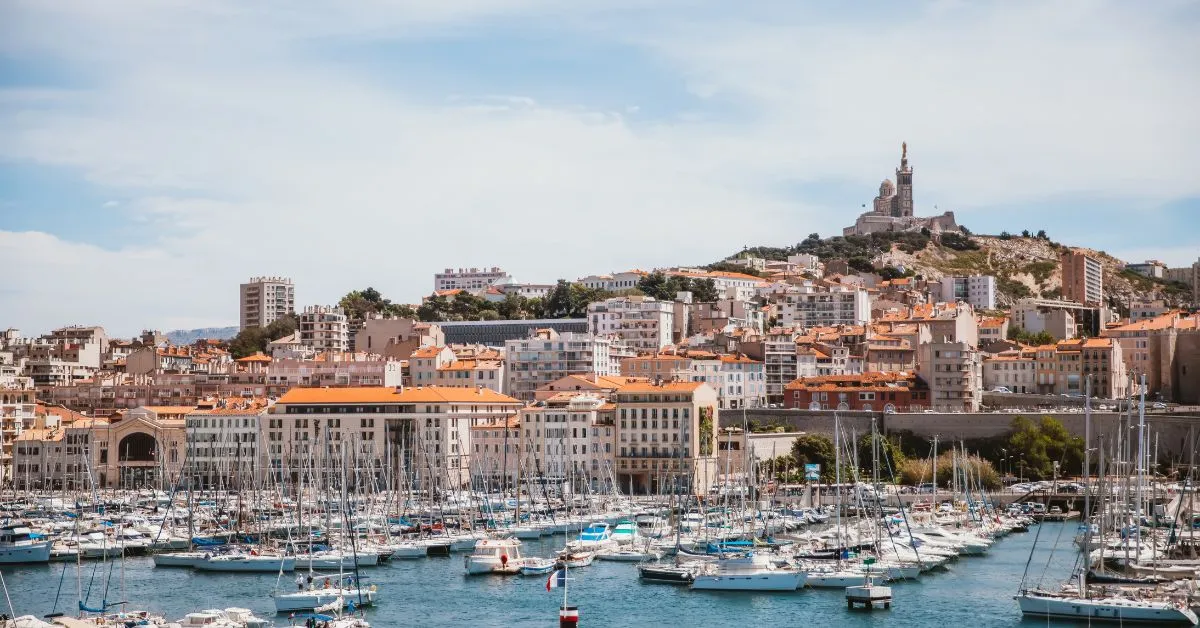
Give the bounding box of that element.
[804,464,820,481]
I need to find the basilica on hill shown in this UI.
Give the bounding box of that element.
[843,143,961,236]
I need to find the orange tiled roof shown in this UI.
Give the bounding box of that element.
[410,346,447,359]
[616,380,704,393]
[277,386,521,405]
[236,352,273,363]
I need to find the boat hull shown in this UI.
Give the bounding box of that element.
[194,556,295,572]
[0,542,51,564]
[1017,593,1199,625]
[274,589,376,612]
[691,571,804,591]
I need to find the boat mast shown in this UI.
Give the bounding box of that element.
[1080,375,1091,597]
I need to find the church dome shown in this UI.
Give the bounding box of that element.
[878,178,895,197]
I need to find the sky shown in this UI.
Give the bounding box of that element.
[1,0,1198,337]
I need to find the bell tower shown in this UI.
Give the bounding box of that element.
[894,141,913,217]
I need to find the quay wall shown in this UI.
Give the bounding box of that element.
[723,409,1198,458]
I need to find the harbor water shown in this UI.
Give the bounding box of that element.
[4,523,1081,627]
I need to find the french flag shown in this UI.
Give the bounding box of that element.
[546,568,566,591]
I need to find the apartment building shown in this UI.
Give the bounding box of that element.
[577,271,646,292]
[354,317,444,357]
[299,306,349,353]
[983,350,1036,394]
[687,353,765,410]
[773,282,870,328]
[240,276,295,330]
[783,372,929,412]
[917,341,982,412]
[519,393,616,492]
[469,416,523,490]
[612,380,719,496]
[663,268,765,301]
[1164,258,1200,305]
[434,267,511,292]
[407,345,504,393]
[979,316,1009,344]
[505,329,618,402]
[588,296,674,351]
[270,386,522,490]
[864,335,916,373]
[186,398,269,487]
[1126,260,1167,279]
[619,354,692,382]
[1061,252,1104,306]
[940,275,997,310]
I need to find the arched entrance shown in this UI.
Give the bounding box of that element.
[117,432,159,488]
[118,432,157,462]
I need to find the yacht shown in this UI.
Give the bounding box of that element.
[690,553,805,591]
[153,550,214,568]
[609,520,639,545]
[566,523,618,552]
[174,608,272,628]
[464,538,523,575]
[518,557,557,575]
[0,523,51,564]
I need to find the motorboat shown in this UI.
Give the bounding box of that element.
[175,607,272,628]
[609,520,640,545]
[557,550,596,568]
[294,550,378,570]
[638,562,697,585]
[518,557,557,575]
[566,523,618,552]
[690,553,805,591]
[464,538,522,575]
[0,523,51,564]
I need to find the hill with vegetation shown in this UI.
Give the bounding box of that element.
[726,230,1192,310]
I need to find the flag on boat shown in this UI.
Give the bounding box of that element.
[546,569,566,591]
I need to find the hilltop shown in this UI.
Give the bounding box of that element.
[726,231,1191,309]
[165,326,239,345]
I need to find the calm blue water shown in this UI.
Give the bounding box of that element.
[3,523,1084,627]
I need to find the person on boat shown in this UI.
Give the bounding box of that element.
[295,573,305,591]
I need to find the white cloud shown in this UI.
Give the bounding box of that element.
[0,0,1197,335]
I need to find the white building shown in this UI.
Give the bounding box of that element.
[577,271,646,292]
[240,277,294,330]
[298,306,349,353]
[186,400,269,487]
[520,393,616,492]
[588,296,674,351]
[940,275,997,310]
[504,329,618,402]
[773,282,870,328]
[434,267,511,292]
[689,354,766,410]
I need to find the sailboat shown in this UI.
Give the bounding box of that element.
[1014,377,1199,626]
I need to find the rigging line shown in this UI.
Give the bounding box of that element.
[50,551,70,613]
[1036,509,1070,590]
[1019,502,1047,592]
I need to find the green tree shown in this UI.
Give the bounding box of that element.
[1036,229,1048,240]
[789,434,842,482]
[998,231,1013,240]
[1021,229,1031,238]
[691,278,719,302]
[228,315,296,358]
[1005,416,1083,480]
[855,433,906,480]
[636,272,671,300]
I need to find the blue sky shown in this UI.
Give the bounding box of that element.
[0,0,1197,335]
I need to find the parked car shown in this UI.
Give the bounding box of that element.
[990,387,1012,393]
[1152,402,1167,410]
